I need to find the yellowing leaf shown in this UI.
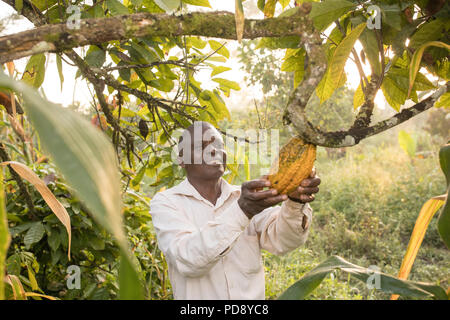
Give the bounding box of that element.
[235,0,245,42]
[434,91,450,109]
[5,275,26,300]
[353,82,364,109]
[208,40,230,59]
[264,0,277,18]
[409,41,450,98]
[316,23,366,103]
[0,161,72,259]
[21,54,46,89]
[391,197,446,300]
[25,292,59,300]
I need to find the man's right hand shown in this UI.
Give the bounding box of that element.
[238,179,288,219]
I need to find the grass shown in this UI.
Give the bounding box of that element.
[263,129,449,299]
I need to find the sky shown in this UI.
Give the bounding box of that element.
[0,0,388,111]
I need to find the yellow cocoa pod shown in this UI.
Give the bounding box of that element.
[267,137,316,195]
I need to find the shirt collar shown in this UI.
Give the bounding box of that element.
[172,177,240,207]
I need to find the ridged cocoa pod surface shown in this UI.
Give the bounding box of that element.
[268,137,316,195]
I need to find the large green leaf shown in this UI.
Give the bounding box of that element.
[359,28,381,75]
[278,255,448,300]
[438,144,450,248]
[310,0,356,31]
[24,222,45,248]
[0,72,127,252]
[0,169,11,300]
[408,41,450,97]
[119,252,145,300]
[316,23,365,103]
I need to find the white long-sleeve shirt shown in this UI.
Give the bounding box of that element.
[149,178,313,300]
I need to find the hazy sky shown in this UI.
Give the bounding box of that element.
[0,0,387,111]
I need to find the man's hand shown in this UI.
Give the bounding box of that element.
[288,168,321,203]
[238,179,287,219]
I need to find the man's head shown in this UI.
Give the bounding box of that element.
[178,121,227,181]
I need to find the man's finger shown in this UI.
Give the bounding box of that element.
[242,179,270,190]
[300,194,315,202]
[262,194,287,206]
[297,186,319,195]
[246,188,278,201]
[300,177,321,187]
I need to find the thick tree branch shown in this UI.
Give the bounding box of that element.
[291,82,449,148]
[0,9,313,63]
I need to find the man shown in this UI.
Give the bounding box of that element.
[150,121,321,299]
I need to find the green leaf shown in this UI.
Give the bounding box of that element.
[353,82,364,109]
[409,19,445,49]
[438,144,450,248]
[278,255,447,300]
[142,0,166,12]
[30,0,58,11]
[106,0,130,15]
[379,3,403,31]
[434,92,450,109]
[0,73,127,252]
[398,130,416,158]
[208,40,230,59]
[47,229,61,252]
[409,41,450,97]
[119,252,145,300]
[188,36,207,49]
[85,46,106,68]
[263,0,276,18]
[257,0,265,12]
[316,23,366,103]
[310,0,356,31]
[279,0,289,9]
[15,0,23,12]
[131,163,147,187]
[56,55,64,91]
[183,0,210,7]
[0,169,11,300]
[212,78,241,91]
[22,54,46,88]
[281,48,305,72]
[24,222,45,248]
[381,73,407,112]
[154,0,180,12]
[359,28,381,76]
[211,66,231,77]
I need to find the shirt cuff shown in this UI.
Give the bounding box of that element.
[284,200,313,230]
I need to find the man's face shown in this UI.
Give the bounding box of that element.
[179,124,227,180]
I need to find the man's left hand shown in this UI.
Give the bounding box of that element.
[288,168,321,203]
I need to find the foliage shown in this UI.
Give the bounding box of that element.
[0,0,449,301]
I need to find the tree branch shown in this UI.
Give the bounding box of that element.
[0,142,36,217]
[0,9,313,63]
